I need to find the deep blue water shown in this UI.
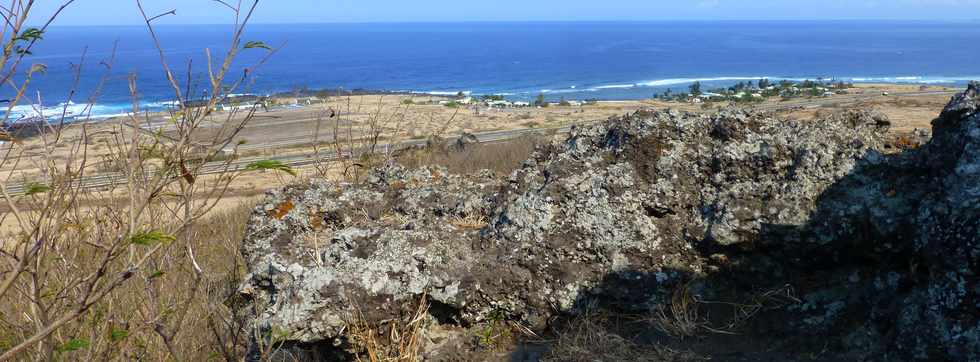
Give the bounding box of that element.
[6,21,980,118]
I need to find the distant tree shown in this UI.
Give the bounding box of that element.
[559,96,571,106]
[689,81,702,96]
[758,78,771,89]
[730,81,751,93]
[534,93,546,107]
[779,80,794,89]
[456,91,466,99]
[482,94,505,102]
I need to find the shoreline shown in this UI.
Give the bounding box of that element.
[1,80,970,123]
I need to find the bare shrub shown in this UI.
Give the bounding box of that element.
[310,94,414,182]
[0,1,289,360]
[543,306,700,362]
[399,134,543,176]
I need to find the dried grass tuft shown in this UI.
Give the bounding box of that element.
[346,293,431,362]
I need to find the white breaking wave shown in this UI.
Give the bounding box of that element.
[144,100,181,108]
[414,90,472,96]
[539,75,977,96]
[1,100,172,122]
[637,76,770,87]
[88,112,136,120]
[541,88,596,94]
[3,101,100,120]
[593,84,637,90]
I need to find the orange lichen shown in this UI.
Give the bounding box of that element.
[267,200,295,220]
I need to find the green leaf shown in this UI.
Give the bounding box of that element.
[14,28,44,43]
[244,160,296,177]
[110,329,129,343]
[24,182,51,196]
[148,270,166,280]
[243,41,271,50]
[55,338,89,353]
[128,230,176,246]
[269,327,292,343]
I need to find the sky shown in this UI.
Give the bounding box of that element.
[29,0,980,26]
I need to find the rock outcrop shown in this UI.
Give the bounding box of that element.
[239,82,980,361]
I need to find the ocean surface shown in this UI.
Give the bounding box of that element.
[5,21,980,120]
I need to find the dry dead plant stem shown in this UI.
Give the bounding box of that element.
[0,1,289,360]
[654,282,704,338]
[346,293,430,362]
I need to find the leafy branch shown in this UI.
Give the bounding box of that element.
[245,160,297,176]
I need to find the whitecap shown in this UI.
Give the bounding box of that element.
[415,90,471,96]
[594,84,637,90]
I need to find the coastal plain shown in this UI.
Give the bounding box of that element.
[0,83,958,221]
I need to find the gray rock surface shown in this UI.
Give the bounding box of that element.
[239,81,980,361]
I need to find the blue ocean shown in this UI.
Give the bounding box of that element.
[6,21,980,119]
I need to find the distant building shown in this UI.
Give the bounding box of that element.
[513,101,530,107]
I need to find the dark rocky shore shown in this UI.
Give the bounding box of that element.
[238,82,980,361]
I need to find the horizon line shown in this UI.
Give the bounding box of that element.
[42,18,980,27]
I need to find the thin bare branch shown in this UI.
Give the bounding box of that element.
[147,9,176,23]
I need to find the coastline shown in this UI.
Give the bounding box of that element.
[6,81,957,148]
[0,79,968,124]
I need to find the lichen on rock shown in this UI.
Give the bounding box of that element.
[240,81,980,361]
